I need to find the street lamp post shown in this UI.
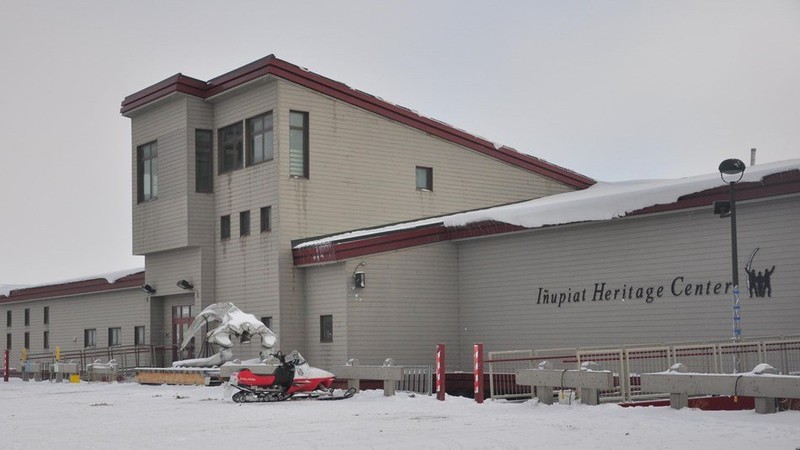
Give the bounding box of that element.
[718,158,746,372]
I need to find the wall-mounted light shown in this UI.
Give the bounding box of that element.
[352,261,366,289]
[140,284,157,295]
[176,280,194,290]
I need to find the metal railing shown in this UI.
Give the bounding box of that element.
[397,365,433,395]
[489,336,800,402]
[20,345,158,376]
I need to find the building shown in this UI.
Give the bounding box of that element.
[2,55,590,364]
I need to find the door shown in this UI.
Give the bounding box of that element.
[172,305,194,361]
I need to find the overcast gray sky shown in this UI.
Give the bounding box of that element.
[1,0,798,284]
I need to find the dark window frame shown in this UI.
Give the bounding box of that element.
[134,326,146,346]
[320,315,333,343]
[43,330,49,349]
[195,129,214,193]
[218,122,244,174]
[84,328,96,348]
[24,308,30,326]
[260,206,271,233]
[24,332,30,349]
[289,111,309,179]
[260,316,273,330]
[43,306,49,325]
[6,311,10,327]
[6,333,10,350]
[108,327,121,347]
[240,210,251,237]
[137,141,158,203]
[247,112,274,166]
[221,215,231,240]
[416,166,433,191]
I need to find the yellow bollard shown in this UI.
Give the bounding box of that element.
[69,374,80,383]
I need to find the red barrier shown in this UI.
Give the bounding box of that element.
[474,343,484,403]
[3,350,8,382]
[436,344,445,401]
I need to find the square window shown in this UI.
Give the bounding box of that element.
[260,206,271,233]
[135,326,146,346]
[43,331,49,349]
[240,210,250,236]
[320,315,333,343]
[260,316,273,330]
[247,112,274,165]
[416,166,433,191]
[108,327,121,347]
[137,141,158,202]
[195,129,214,193]
[84,329,96,348]
[24,308,30,326]
[289,111,309,178]
[43,306,49,325]
[219,122,244,173]
[221,215,231,240]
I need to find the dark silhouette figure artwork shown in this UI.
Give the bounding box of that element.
[746,265,775,298]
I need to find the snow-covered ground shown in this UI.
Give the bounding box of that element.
[1,379,798,449]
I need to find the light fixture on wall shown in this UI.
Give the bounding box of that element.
[352,261,366,289]
[140,284,157,295]
[176,280,194,290]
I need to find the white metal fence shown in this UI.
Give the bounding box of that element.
[488,336,800,402]
[397,365,433,395]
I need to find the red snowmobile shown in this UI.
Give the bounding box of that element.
[229,350,355,403]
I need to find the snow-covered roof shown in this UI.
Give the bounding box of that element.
[1,267,144,298]
[295,159,800,250]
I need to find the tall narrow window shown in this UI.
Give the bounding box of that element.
[416,166,433,191]
[195,129,213,193]
[84,328,96,348]
[289,111,309,178]
[6,333,10,350]
[43,331,49,349]
[134,326,146,346]
[260,206,271,233]
[221,215,231,240]
[108,327,121,347]
[43,306,49,325]
[240,210,250,236]
[24,308,30,326]
[320,315,333,343]
[6,311,10,327]
[247,112,274,166]
[24,332,30,349]
[219,122,243,173]
[137,141,158,202]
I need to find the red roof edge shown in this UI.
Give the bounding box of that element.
[0,271,145,304]
[120,55,594,188]
[293,170,800,266]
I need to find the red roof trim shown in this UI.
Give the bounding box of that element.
[0,271,145,304]
[121,56,594,189]
[293,170,800,266]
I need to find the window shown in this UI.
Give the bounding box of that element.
[137,141,158,202]
[196,129,214,193]
[221,215,231,240]
[260,206,271,233]
[320,315,333,343]
[247,112,274,166]
[84,328,96,348]
[260,316,273,330]
[134,326,146,346]
[108,327,121,347]
[289,111,309,178]
[43,331,49,349]
[24,308,30,326]
[24,332,30,349]
[219,122,243,173]
[6,311,10,327]
[240,210,250,237]
[416,166,433,191]
[6,333,11,350]
[43,306,49,325]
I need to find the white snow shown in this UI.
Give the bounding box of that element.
[1,379,798,449]
[0,284,31,297]
[296,159,800,250]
